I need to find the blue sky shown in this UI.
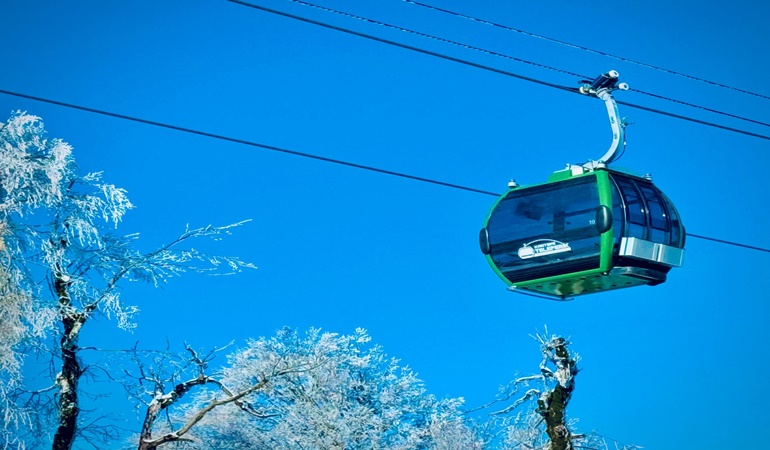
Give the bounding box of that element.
[2,0,769,448]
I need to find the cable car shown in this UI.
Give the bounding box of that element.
[479,71,685,299]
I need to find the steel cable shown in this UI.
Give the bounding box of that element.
[1,88,767,254]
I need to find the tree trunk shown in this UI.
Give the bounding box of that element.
[539,384,573,450]
[52,274,84,450]
[537,337,577,450]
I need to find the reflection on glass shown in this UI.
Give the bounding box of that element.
[487,176,602,283]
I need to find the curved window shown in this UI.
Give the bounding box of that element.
[661,191,685,248]
[638,184,668,243]
[486,175,602,283]
[613,177,647,240]
[609,173,685,248]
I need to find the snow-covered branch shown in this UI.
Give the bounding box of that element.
[131,328,483,449]
[0,112,254,449]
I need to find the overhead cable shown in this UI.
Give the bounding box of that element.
[404,0,770,102]
[629,89,770,128]
[686,233,770,254]
[227,0,770,142]
[0,89,497,197]
[227,0,576,94]
[1,88,768,254]
[280,0,770,130]
[279,0,585,79]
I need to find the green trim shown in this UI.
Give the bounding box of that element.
[547,168,573,182]
[481,187,515,285]
[595,170,614,272]
[481,169,614,289]
[486,259,513,286]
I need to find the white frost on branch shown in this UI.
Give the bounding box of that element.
[0,111,73,214]
[0,111,255,448]
[142,328,483,450]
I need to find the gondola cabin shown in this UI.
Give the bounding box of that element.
[479,166,685,299]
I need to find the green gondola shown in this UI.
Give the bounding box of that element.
[479,71,685,299]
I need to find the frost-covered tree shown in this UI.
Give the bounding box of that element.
[0,111,253,450]
[472,331,640,450]
[131,328,483,450]
[0,111,634,450]
[129,328,638,450]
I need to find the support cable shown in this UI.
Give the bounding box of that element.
[0,89,497,197]
[226,0,576,95]
[281,0,770,130]
[1,88,767,254]
[404,0,770,102]
[231,0,770,140]
[280,0,585,79]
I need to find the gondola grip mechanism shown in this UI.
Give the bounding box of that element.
[578,71,629,170]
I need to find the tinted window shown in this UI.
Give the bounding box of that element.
[614,178,647,240]
[610,177,624,245]
[639,185,669,243]
[486,176,602,282]
[610,173,685,248]
[639,186,666,229]
[661,191,685,248]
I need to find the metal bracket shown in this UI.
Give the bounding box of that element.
[579,70,629,170]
